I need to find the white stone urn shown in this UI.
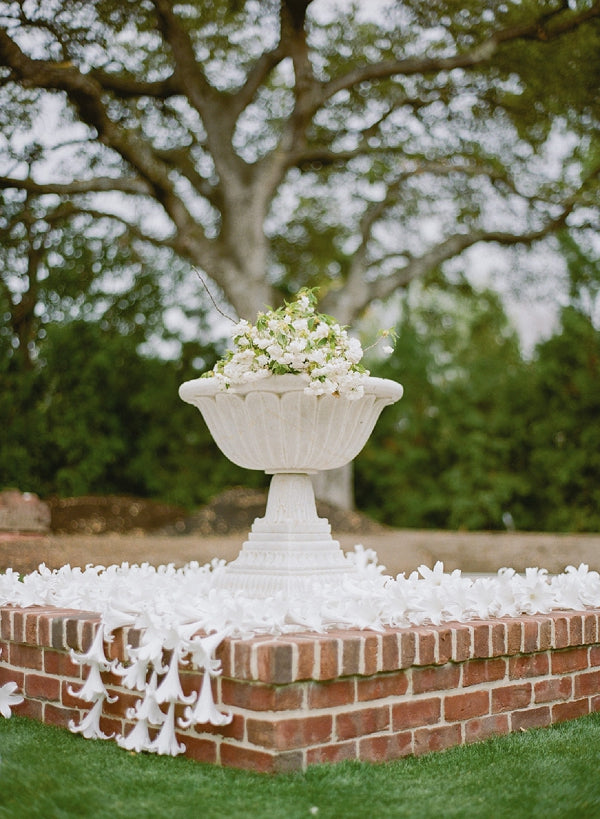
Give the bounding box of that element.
[179,373,403,595]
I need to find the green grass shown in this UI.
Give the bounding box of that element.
[1,715,600,818]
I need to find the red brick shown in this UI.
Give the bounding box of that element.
[589,645,600,667]
[591,695,600,713]
[452,625,472,662]
[13,697,43,720]
[24,612,40,644]
[220,743,278,773]
[534,676,572,703]
[444,690,489,722]
[0,609,12,641]
[215,639,232,677]
[231,640,253,679]
[413,664,460,694]
[341,633,362,676]
[196,713,245,741]
[25,673,60,701]
[0,665,24,689]
[308,678,355,709]
[45,702,80,728]
[569,614,584,646]
[472,623,491,659]
[315,637,340,680]
[551,647,589,674]
[247,714,333,750]
[293,637,316,681]
[221,678,304,711]
[465,714,510,743]
[381,632,400,672]
[574,669,600,698]
[335,705,390,740]
[437,628,453,665]
[400,631,416,667]
[414,629,436,665]
[414,724,461,755]
[307,741,357,765]
[256,641,294,684]
[506,620,522,654]
[522,618,540,653]
[553,616,570,649]
[356,672,408,702]
[103,688,140,719]
[552,699,589,723]
[492,683,532,713]
[44,649,81,679]
[392,697,441,729]
[12,611,25,643]
[491,622,507,657]
[9,642,43,670]
[511,706,551,731]
[538,618,553,651]
[583,614,598,645]
[359,732,412,762]
[363,634,380,676]
[179,734,217,764]
[463,658,506,687]
[61,678,90,709]
[509,653,549,679]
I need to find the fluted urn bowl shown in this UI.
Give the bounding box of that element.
[178,373,403,473]
[179,373,404,596]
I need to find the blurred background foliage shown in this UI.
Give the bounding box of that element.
[1,233,598,531]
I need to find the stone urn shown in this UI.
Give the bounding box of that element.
[179,373,403,595]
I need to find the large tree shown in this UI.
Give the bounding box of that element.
[1,0,599,505]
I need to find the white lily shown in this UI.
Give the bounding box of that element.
[116,718,153,753]
[69,698,113,740]
[148,702,186,756]
[178,671,232,729]
[0,681,24,718]
[70,624,113,670]
[68,662,116,703]
[154,650,196,705]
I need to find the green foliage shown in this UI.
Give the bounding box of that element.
[1,713,600,818]
[0,318,263,507]
[356,286,600,532]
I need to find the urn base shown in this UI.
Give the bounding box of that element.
[214,473,358,596]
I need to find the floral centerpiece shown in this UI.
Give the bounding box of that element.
[180,288,403,595]
[203,287,370,399]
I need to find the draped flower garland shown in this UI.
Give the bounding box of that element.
[1,549,600,754]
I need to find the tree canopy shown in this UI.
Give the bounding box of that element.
[1,0,599,329]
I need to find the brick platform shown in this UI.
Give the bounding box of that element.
[1,605,600,772]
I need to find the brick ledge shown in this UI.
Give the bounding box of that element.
[1,605,599,772]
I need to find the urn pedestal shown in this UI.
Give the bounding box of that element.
[179,374,403,595]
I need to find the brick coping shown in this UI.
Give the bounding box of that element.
[1,605,600,772]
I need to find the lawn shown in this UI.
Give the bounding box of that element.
[1,714,600,818]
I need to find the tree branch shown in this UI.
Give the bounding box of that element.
[320,2,600,103]
[0,175,153,196]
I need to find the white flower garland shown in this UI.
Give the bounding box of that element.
[205,288,370,399]
[2,551,600,753]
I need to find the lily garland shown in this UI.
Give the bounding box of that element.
[2,552,600,752]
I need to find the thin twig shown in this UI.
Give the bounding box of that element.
[194,268,238,324]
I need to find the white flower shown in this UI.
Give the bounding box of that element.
[203,288,370,398]
[148,702,186,756]
[116,718,153,753]
[69,699,113,740]
[178,671,232,729]
[0,682,24,718]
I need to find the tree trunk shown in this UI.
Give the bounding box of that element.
[311,463,354,511]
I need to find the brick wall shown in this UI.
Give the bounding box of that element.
[1,605,599,772]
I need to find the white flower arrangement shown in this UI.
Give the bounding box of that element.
[204,288,369,400]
